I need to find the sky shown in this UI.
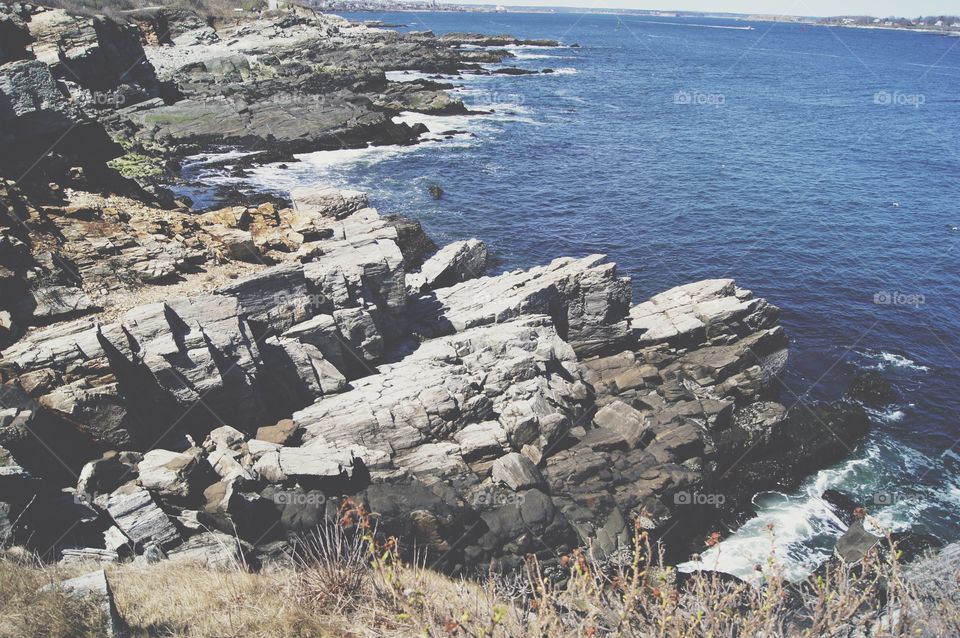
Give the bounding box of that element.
[459,1,958,18]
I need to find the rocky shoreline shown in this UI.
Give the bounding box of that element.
[1,3,875,575]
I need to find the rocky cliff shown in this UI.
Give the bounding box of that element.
[0,3,869,574]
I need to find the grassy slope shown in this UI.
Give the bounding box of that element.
[3,517,958,638]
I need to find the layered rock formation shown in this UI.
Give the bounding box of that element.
[0,175,869,572]
[0,3,870,577]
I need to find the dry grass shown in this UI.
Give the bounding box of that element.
[0,558,110,638]
[2,505,958,637]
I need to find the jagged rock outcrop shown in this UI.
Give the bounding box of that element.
[54,15,162,106]
[0,7,873,576]
[412,254,632,358]
[0,182,870,572]
[0,58,121,178]
[406,239,488,293]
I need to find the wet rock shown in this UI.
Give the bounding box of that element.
[847,371,897,406]
[822,489,861,526]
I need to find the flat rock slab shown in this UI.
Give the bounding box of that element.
[835,520,882,563]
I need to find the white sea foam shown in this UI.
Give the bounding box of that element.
[183,149,258,166]
[864,406,907,423]
[857,349,930,373]
[385,70,463,83]
[678,453,875,584]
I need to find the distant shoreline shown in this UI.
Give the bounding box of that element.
[336,6,960,37]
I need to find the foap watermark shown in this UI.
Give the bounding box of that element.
[874,291,925,307]
[673,491,726,507]
[272,491,327,506]
[272,291,330,312]
[268,92,326,107]
[674,90,726,107]
[872,490,923,507]
[874,91,925,108]
[472,491,525,507]
[91,91,128,108]
[472,89,526,109]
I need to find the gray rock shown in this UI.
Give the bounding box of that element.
[412,254,631,357]
[491,453,544,491]
[59,548,120,566]
[104,484,181,549]
[630,279,779,348]
[291,186,369,222]
[278,444,389,478]
[19,285,97,321]
[407,239,488,293]
[0,12,33,64]
[41,569,120,636]
[137,449,204,501]
[77,453,135,500]
[835,520,882,563]
[167,530,247,569]
[588,400,653,451]
[204,425,247,453]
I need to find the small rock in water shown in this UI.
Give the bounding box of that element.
[428,184,444,199]
[846,371,897,406]
[821,489,861,526]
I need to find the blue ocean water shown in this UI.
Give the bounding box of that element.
[186,12,960,578]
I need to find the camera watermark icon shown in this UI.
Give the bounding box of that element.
[872,491,923,506]
[73,491,94,506]
[874,291,925,307]
[273,491,326,506]
[674,90,726,107]
[473,492,525,507]
[673,491,726,507]
[874,91,925,108]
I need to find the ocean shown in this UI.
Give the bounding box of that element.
[180,11,960,581]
